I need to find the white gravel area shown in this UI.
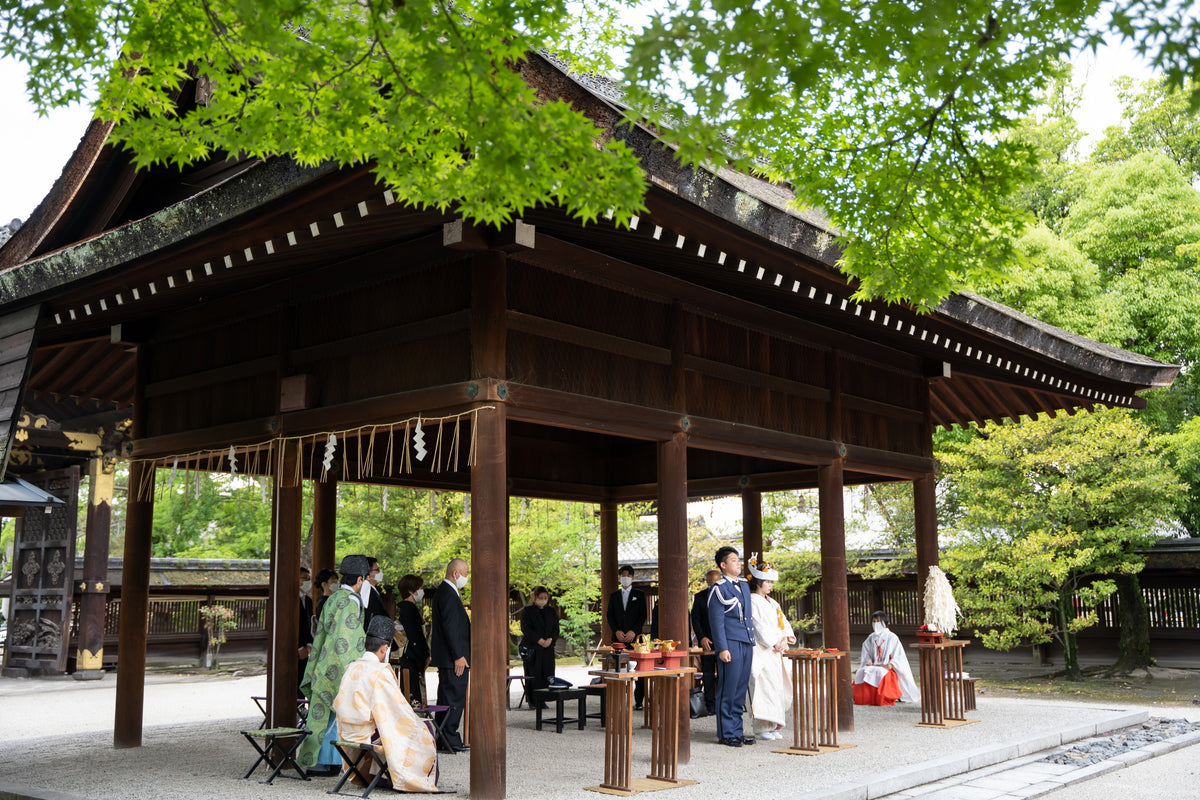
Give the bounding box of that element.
[0,665,1174,800]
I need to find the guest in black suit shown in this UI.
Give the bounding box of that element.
[606,564,648,708]
[520,586,560,707]
[362,557,388,633]
[690,569,721,715]
[431,557,471,752]
[313,568,338,624]
[396,573,430,706]
[298,566,315,697]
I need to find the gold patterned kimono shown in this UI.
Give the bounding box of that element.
[333,653,439,792]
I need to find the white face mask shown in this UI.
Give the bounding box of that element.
[873,621,886,634]
[455,573,468,590]
[619,576,632,589]
[382,646,391,663]
[412,588,424,602]
[300,580,312,595]
[371,570,382,585]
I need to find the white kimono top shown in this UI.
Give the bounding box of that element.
[854,627,921,703]
[333,653,439,792]
[749,592,796,730]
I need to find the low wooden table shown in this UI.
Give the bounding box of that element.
[774,650,855,756]
[533,687,588,733]
[912,639,978,728]
[584,667,698,796]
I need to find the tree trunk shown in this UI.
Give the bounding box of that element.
[1057,588,1082,680]
[1112,573,1154,673]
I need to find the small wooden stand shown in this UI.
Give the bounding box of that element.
[912,639,978,728]
[585,667,698,796]
[774,650,855,756]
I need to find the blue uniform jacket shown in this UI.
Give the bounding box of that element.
[707,576,754,653]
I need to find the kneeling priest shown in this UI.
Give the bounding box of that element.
[333,614,440,792]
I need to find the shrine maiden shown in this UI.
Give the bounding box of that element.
[853,610,920,705]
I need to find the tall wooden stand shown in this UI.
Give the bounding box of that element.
[913,640,976,728]
[585,668,697,796]
[775,651,855,756]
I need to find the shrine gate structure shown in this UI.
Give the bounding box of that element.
[0,53,1178,799]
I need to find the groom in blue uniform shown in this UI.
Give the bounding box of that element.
[707,546,756,747]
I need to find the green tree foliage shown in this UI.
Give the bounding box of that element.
[5,1,1200,307]
[151,472,274,558]
[1093,76,1200,181]
[940,409,1181,679]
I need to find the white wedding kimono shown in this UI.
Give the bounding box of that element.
[749,592,796,732]
[854,627,921,703]
[333,653,439,792]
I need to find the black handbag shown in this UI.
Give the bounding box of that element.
[689,687,707,718]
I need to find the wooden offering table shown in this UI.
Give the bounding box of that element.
[775,650,855,756]
[912,639,978,728]
[585,667,698,796]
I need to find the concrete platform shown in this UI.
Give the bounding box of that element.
[0,665,1185,800]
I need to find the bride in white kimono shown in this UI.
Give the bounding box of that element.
[747,555,796,740]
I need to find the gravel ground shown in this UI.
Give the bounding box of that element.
[0,664,1177,800]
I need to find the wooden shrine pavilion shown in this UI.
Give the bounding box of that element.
[0,53,1179,798]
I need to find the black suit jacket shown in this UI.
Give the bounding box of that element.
[431,580,470,669]
[397,598,430,662]
[607,587,648,638]
[690,587,713,644]
[363,583,388,632]
[299,595,314,648]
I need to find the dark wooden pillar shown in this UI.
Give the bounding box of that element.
[267,445,303,728]
[914,475,939,624]
[600,501,618,643]
[312,478,337,589]
[470,403,507,798]
[741,490,763,562]
[818,461,853,732]
[114,458,153,748]
[470,247,507,799]
[75,456,114,680]
[657,432,690,763]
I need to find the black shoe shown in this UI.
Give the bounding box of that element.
[453,745,470,753]
[742,736,756,745]
[633,703,643,711]
[719,737,743,747]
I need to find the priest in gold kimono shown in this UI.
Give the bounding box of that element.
[333,613,440,792]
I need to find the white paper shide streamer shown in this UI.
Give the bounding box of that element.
[923,566,961,635]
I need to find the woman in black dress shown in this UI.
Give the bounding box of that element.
[395,573,430,707]
[520,586,559,708]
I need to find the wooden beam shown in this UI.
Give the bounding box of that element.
[841,445,936,480]
[292,310,471,366]
[818,462,853,732]
[267,446,303,727]
[469,404,507,799]
[742,490,763,561]
[469,246,508,798]
[114,458,153,748]
[683,354,829,403]
[311,478,337,579]
[657,433,690,762]
[600,501,618,643]
[914,474,938,627]
[507,310,671,366]
[74,456,113,678]
[512,236,924,373]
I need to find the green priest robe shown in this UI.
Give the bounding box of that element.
[299,586,365,767]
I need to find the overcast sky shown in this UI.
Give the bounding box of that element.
[0,34,1156,225]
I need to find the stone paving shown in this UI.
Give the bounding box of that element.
[880,719,1200,800]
